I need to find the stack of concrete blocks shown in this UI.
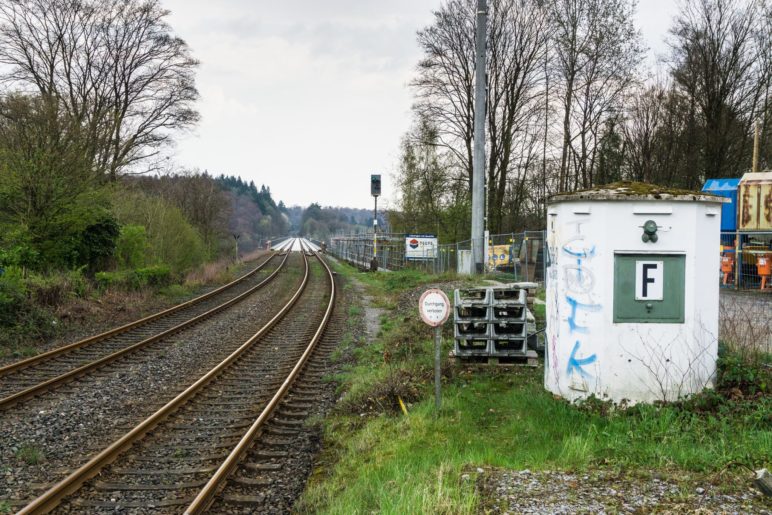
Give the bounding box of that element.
[453,283,539,365]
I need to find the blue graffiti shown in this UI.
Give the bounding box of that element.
[567,341,597,379]
[562,244,596,259]
[565,295,602,333]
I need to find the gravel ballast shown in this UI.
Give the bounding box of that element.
[477,468,771,514]
[0,255,303,505]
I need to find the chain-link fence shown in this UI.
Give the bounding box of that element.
[328,229,769,354]
[719,231,772,290]
[329,231,546,282]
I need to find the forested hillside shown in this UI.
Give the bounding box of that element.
[286,205,385,241]
[217,176,290,251]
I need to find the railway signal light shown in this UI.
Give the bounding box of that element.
[371,174,381,197]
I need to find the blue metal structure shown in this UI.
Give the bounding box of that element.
[702,178,740,231]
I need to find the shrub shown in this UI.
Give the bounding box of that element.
[116,224,149,268]
[25,269,89,307]
[135,265,173,287]
[111,190,207,273]
[28,189,119,272]
[717,348,769,395]
[76,217,120,272]
[0,267,57,346]
[95,265,174,291]
[0,229,39,269]
[94,270,122,290]
[0,267,27,326]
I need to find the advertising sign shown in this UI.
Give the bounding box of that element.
[405,234,438,260]
[487,244,513,269]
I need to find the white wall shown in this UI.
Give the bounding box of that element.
[545,199,722,404]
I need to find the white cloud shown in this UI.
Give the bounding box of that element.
[163,0,434,208]
[164,0,680,209]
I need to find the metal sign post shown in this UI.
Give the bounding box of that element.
[419,289,451,412]
[232,233,241,262]
[371,174,381,271]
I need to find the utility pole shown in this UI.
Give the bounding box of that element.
[471,0,488,274]
[232,233,240,262]
[752,118,761,173]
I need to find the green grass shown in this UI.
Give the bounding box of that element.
[0,500,11,515]
[300,263,772,514]
[0,345,38,360]
[158,283,194,301]
[15,444,44,465]
[532,301,546,327]
[328,259,464,293]
[301,367,771,513]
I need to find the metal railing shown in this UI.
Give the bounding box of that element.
[719,231,772,291]
[329,230,547,282]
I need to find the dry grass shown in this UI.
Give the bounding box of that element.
[58,289,155,325]
[183,249,267,286]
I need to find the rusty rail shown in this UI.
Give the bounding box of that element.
[185,239,336,513]
[17,240,311,515]
[0,252,277,377]
[0,252,289,409]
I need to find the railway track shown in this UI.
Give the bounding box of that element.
[16,240,338,514]
[0,251,288,409]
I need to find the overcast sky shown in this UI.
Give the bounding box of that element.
[163,0,680,210]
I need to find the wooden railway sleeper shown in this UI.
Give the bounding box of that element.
[0,253,291,409]
[16,244,315,515]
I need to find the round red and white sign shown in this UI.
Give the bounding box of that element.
[419,288,451,327]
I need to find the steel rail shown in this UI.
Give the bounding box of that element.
[185,240,336,514]
[17,239,308,515]
[0,252,277,377]
[0,251,291,409]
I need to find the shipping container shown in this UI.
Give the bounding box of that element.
[738,171,772,232]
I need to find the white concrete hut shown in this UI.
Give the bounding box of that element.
[544,182,726,404]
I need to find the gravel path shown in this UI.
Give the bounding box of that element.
[0,254,304,507]
[477,468,771,514]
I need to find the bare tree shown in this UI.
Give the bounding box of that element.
[0,0,199,180]
[548,0,643,191]
[393,117,470,241]
[413,0,476,191]
[668,0,768,179]
[412,0,549,233]
[486,0,550,232]
[623,85,665,182]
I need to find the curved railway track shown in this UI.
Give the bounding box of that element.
[16,240,337,514]
[0,251,289,409]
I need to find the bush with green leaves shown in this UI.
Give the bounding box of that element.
[0,267,58,346]
[0,266,27,327]
[110,190,207,273]
[116,224,149,269]
[95,265,173,291]
[717,345,770,395]
[25,269,89,307]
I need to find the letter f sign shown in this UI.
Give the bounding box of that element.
[635,261,663,300]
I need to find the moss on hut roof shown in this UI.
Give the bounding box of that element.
[549,181,724,203]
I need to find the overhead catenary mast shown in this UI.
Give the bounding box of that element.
[471,0,488,273]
